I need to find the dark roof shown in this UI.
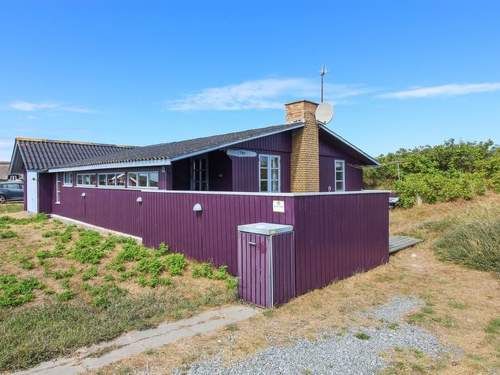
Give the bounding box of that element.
[52,123,304,169]
[10,138,133,172]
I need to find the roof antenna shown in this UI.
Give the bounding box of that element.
[320,64,327,103]
[315,65,335,125]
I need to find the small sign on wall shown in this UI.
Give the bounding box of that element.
[272,200,285,213]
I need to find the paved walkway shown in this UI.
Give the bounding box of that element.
[15,305,257,375]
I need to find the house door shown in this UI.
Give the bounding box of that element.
[26,171,38,213]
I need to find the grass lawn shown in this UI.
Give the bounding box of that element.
[0,213,237,372]
[0,203,23,214]
[95,193,500,375]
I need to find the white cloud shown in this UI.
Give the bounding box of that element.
[9,101,94,113]
[378,82,500,99]
[165,78,371,111]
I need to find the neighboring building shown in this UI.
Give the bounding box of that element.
[0,162,9,181]
[9,100,389,305]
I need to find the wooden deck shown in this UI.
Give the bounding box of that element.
[389,235,422,254]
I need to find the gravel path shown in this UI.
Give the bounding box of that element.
[176,296,445,375]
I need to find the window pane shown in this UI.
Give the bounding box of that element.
[271,157,279,169]
[260,180,268,192]
[260,156,268,168]
[84,175,90,185]
[90,174,97,186]
[128,173,137,187]
[98,174,106,186]
[116,173,126,187]
[271,169,279,181]
[107,174,116,186]
[260,168,268,180]
[77,175,83,185]
[336,171,343,180]
[138,173,148,187]
[336,181,344,191]
[271,181,279,192]
[149,172,159,187]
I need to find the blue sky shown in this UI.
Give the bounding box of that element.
[1,0,499,161]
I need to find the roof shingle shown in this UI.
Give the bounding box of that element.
[51,123,304,169]
[13,138,133,171]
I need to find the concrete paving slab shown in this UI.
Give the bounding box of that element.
[15,305,257,375]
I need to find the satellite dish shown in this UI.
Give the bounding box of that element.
[315,102,334,124]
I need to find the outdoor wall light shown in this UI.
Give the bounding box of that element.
[81,192,86,198]
[136,197,143,204]
[192,203,202,212]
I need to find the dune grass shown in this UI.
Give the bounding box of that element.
[0,215,238,371]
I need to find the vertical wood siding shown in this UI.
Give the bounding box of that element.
[272,231,295,305]
[47,180,388,301]
[293,193,389,295]
[238,232,270,307]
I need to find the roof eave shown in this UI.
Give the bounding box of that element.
[48,158,172,173]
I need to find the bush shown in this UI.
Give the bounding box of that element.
[72,230,116,264]
[116,242,149,262]
[136,256,165,276]
[191,262,213,278]
[394,172,486,208]
[191,262,238,290]
[434,211,500,273]
[165,253,186,276]
[364,139,498,207]
[0,275,43,307]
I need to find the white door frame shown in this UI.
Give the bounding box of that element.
[26,171,38,213]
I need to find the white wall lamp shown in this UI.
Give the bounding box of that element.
[136,196,143,204]
[192,203,202,212]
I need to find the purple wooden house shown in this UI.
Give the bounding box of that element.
[9,100,389,307]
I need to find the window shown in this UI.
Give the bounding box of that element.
[127,171,159,189]
[191,157,208,191]
[98,172,126,188]
[63,172,73,186]
[76,173,97,187]
[259,154,280,192]
[335,160,345,191]
[55,174,61,203]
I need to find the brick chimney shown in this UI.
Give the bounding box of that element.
[285,100,320,192]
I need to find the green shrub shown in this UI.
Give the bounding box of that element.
[434,211,499,273]
[157,242,170,255]
[225,276,238,290]
[192,262,214,278]
[0,275,43,307]
[165,253,186,276]
[71,230,116,264]
[136,256,165,276]
[116,242,149,262]
[0,230,17,239]
[364,139,498,206]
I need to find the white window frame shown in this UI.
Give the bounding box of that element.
[190,156,209,191]
[97,172,126,188]
[55,173,61,204]
[127,171,159,189]
[76,173,97,187]
[63,172,73,187]
[259,154,281,193]
[334,159,346,192]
